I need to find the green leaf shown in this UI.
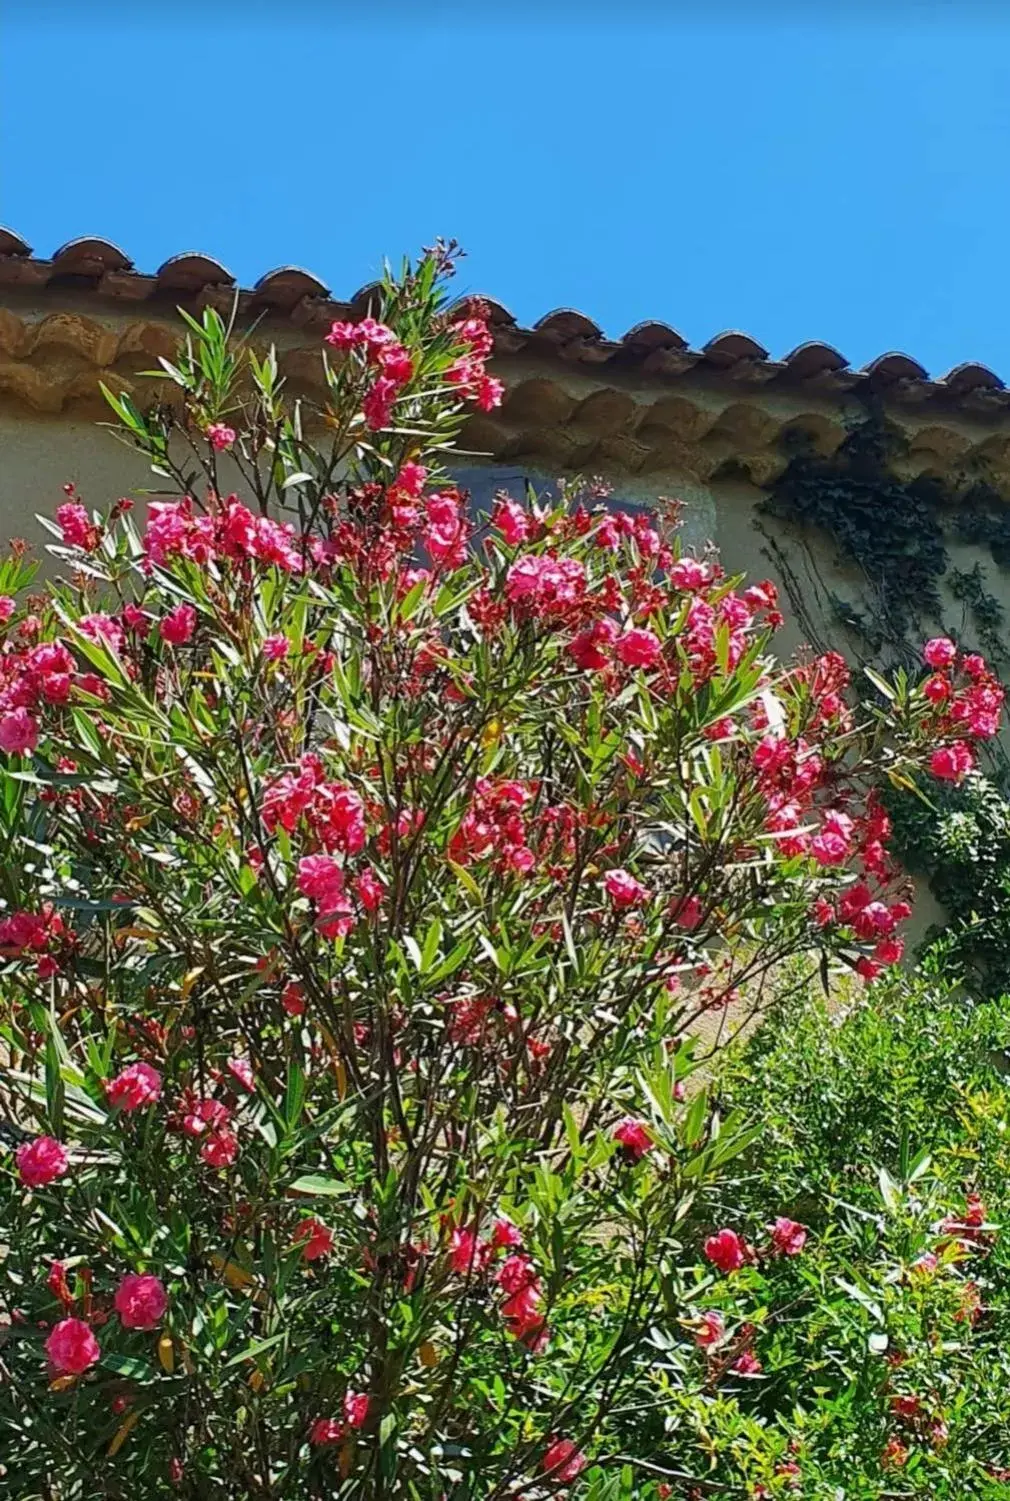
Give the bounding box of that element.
[288,1175,349,1198]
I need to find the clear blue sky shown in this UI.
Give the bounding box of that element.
[5,3,1010,379]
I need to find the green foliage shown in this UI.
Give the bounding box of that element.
[886,773,1010,996]
[762,412,949,641]
[666,964,1010,1496]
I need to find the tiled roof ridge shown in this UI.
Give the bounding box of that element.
[0,229,1008,418]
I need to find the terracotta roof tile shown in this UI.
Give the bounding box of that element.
[0,232,1008,428]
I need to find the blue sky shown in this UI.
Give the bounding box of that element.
[4,3,1010,378]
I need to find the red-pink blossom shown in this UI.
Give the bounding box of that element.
[106,1061,162,1112]
[670,894,704,930]
[226,1057,255,1092]
[56,502,98,551]
[362,376,399,430]
[695,1310,725,1348]
[613,1118,653,1160]
[0,708,38,755]
[604,868,651,909]
[16,1135,68,1188]
[160,604,197,646]
[614,626,662,669]
[874,935,904,965]
[201,1127,238,1168]
[343,1390,370,1429]
[297,854,346,911]
[206,423,236,451]
[569,618,617,671]
[923,637,957,668]
[309,1417,344,1446]
[294,1217,334,1262]
[46,1317,100,1375]
[354,868,385,911]
[491,497,533,546]
[704,1228,746,1274]
[262,634,290,661]
[491,1216,524,1250]
[669,557,711,591]
[930,741,974,782]
[541,1437,587,1483]
[768,1217,807,1256]
[732,1349,762,1375]
[114,1273,167,1330]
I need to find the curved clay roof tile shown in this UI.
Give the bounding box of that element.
[252,266,331,310]
[51,237,133,275]
[155,253,235,292]
[0,226,32,258]
[448,294,517,327]
[860,351,929,383]
[620,320,689,352]
[939,361,1005,395]
[347,281,385,318]
[533,309,604,343]
[702,330,769,366]
[781,341,850,378]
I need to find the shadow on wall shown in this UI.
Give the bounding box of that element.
[452,465,641,519]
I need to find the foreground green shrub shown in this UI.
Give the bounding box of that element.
[887,771,1010,996]
[664,963,1010,1497]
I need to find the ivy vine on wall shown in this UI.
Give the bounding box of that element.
[759,407,950,649]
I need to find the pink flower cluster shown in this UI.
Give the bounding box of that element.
[262,754,366,854]
[309,1389,371,1447]
[44,1272,167,1375]
[0,903,68,977]
[144,496,303,573]
[446,308,504,412]
[449,776,535,874]
[920,638,1004,782]
[447,1217,546,1349]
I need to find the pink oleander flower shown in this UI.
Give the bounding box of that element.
[669,556,711,590]
[491,1216,523,1250]
[160,603,197,646]
[614,626,662,669]
[206,423,236,451]
[732,1349,762,1375]
[354,868,385,911]
[46,1317,100,1375]
[491,497,533,546]
[604,868,651,909]
[930,741,974,782]
[114,1273,167,1330]
[695,1310,725,1348]
[226,1057,255,1092]
[262,634,290,661]
[613,1118,653,1160]
[294,1217,334,1262]
[16,1135,68,1188]
[0,707,38,755]
[309,1417,344,1446]
[56,502,97,550]
[201,1128,238,1168]
[704,1228,747,1274]
[106,1061,162,1112]
[541,1437,587,1483]
[343,1390,370,1429]
[923,636,957,668]
[297,854,346,912]
[768,1217,807,1256]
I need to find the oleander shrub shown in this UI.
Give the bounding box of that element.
[0,247,1000,1500]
